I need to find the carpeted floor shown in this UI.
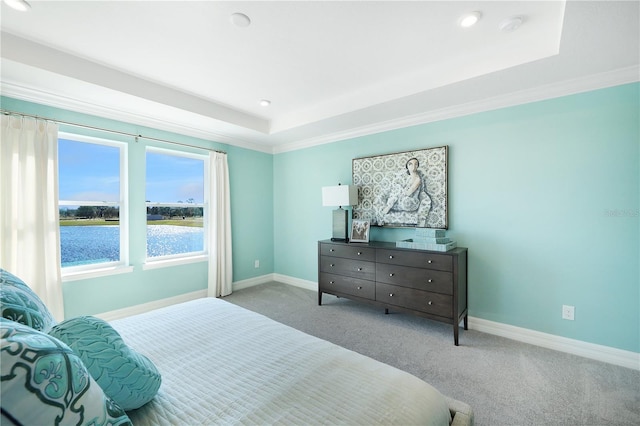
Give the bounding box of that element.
[223,282,640,426]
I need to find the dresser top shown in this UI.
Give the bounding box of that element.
[319,239,467,255]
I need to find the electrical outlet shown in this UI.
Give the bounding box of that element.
[254,260,260,268]
[562,305,575,320]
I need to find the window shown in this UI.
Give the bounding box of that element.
[145,148,207,261]
[58,134,128,272]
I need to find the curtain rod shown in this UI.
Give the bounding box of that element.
[1,109,227,154]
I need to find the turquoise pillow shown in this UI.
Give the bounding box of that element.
[0,268,56,332]
[0,318,131,425]
[49,316,162,411]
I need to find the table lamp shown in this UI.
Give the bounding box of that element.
[322,184,358,242]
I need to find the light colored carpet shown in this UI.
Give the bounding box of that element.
[223,282,640,426]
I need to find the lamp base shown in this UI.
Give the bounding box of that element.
[332,208,349,242]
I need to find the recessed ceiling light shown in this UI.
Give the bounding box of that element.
[458,11,481,28]
[259,99,271,107]
[3,0,31,12]
[499,16,524,33]
[230,12,251,28]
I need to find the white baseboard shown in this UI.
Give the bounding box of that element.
[97,274,278,321]
[236,276,639,370]
[96,289,207,321]
[95,274,639,371]
[468,317,639,371]
[272,273,317,291]
[232,273,276,291]
[232,273,316,291]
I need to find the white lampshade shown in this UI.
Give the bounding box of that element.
[322,185,358,207]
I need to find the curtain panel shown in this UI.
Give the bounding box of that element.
[0,115,64,320]
[207,151,233,297]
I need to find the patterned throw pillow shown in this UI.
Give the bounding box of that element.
[49,316,162,411]
[0,318,131,425]
[0,268,56,333]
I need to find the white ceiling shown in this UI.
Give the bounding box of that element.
[1,1,638,153]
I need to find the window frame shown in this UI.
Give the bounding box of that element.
[143,146,209,268]
[58,132,131,280]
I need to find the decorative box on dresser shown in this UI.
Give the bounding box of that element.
[318,240,468,345]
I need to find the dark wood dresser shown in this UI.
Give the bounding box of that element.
[318,240,468,345]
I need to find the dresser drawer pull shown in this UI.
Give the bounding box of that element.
[389,255,394,259]
[357,286,362,290]
[428,260,433,264]
[330,264,335,267]
[329,281,335,284]
[389,273,394,277]
[428,301,433,305]
[389,293,394,297]
[357,267,363,271]
[428,279,433,283]
[357,252,362,255]
[330,248,335,252]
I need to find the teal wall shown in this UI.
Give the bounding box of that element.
[3,82,638,353]
[1,96,274,318]
[274,83,640,353]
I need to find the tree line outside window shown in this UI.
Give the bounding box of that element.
[146,206,204,219]
[59,203,204,220]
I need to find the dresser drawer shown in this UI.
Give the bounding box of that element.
[376,283,452,318]
[319,273,375,300]
[377,249,452,272]
[376,263,453,295]
[319,256,376,281]
[320,243,376,261]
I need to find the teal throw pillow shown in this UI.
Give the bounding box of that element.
[0,268,56,332]
[0,318,131,425]
[49,316,162,411]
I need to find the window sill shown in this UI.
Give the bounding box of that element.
[142,254,208,270]
[62,265,134,282]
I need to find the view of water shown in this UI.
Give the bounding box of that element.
[60,225,204,267]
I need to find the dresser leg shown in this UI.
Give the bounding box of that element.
[454,323,459,346]
[385,308,389,315]
[318,291,322,306]
[464,314,468,330]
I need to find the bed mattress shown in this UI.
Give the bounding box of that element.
[110,297,467,425]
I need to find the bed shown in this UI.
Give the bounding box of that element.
[109,297,473,425]
[1,268,472,425]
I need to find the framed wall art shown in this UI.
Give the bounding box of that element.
[350,219,370,243]
[352,146,448,228]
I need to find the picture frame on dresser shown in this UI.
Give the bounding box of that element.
[350,219,370,243]
[352,146,448,229]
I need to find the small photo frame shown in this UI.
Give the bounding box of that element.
[350,219,370,243]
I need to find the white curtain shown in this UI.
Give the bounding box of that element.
[207,151,233,297]
[0,115,64,320]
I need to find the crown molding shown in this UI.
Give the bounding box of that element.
[273,65,640,154]
[2,65,637,156]
[0,80,274,154]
